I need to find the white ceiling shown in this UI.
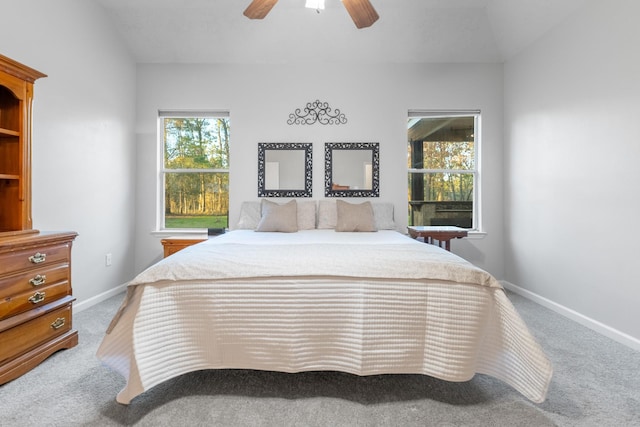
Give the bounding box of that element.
[92,0,588,64]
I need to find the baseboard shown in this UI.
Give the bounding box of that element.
[502,281,640,352]
[74,283,128,314]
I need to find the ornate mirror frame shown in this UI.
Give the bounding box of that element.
[324,142,380,197]
[258,142,313,197]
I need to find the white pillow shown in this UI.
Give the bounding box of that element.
[297,200,317,230]
[255,199,298,233]
[236,200,315,230]
[317,200,337,229]
[335,200,377,232]
[236,201,261,229]
[372,202,395,230]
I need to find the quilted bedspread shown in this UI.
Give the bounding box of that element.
[97,230,552,404]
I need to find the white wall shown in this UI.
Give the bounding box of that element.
[0,0,137,307]
[504,0,640,343]
[4,0,637,351]
[134,63,505,278]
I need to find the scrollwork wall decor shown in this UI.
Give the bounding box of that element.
[287,100,347,125]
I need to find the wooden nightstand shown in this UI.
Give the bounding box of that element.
[161,235,208,258]
[407,226,468,251]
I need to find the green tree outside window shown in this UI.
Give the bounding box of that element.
[162,116,230,229]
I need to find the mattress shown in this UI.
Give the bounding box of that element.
[97,230,552,404]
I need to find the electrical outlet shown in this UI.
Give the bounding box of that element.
[105,253,112,267]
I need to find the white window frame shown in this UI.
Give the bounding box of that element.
[408,110,482,232]
[156,110,230,234]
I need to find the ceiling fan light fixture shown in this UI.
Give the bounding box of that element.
[305,0,325,11]
[244,0,378,28]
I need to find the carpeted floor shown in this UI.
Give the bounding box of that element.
[0,290,638,426]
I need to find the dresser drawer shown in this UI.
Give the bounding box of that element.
[0,263,70,300]
[0,301,72,364]
[0,280,71,320]
[0,242,71,276]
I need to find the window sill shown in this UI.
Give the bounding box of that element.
[151,229,211,238]
[466,230,487,239]
[152,229,487,239]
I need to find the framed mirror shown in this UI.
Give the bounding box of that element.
[258,142,313,197]
[325,142,379,197]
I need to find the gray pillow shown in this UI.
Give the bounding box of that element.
[335,200,377,232]
[255,199,298,232]
[236,201,261,229]
[372,202,395,230]
[297,200,317,230]
[317,200,337,229]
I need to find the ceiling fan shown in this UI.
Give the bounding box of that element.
[243,0,379,29]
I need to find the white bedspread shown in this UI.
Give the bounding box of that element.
[129,230,500,288]
[97,230,552,404]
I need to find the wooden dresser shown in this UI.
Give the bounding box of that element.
[0,231,78,384]
[0,55,78,384]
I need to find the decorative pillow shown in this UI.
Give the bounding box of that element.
[372,202,396,230]
[236,201,261,229]
[335,200,377,232]
[317,200,337,229]
[297,200,317,230]
[255,199,298,232]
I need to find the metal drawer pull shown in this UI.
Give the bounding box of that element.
[29,252,47,264]
[29,274,47,286]
[28,291,46,304]
[51,318,66,330]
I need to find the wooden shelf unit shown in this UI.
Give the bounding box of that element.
[0,54,46,235]
[0,55,78,384]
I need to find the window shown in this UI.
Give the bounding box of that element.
[159,111,230,230]
[407,111,479,229]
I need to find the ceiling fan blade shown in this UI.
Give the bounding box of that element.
[342,0,379,29]
[243,0,279,20]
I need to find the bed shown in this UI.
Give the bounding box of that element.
[97,200,552,404]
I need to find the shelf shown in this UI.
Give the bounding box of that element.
[0,55,45,235]
[0,127,20,138]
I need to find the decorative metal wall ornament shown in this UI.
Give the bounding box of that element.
[287,100,347,125]
[258,142,313,197]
